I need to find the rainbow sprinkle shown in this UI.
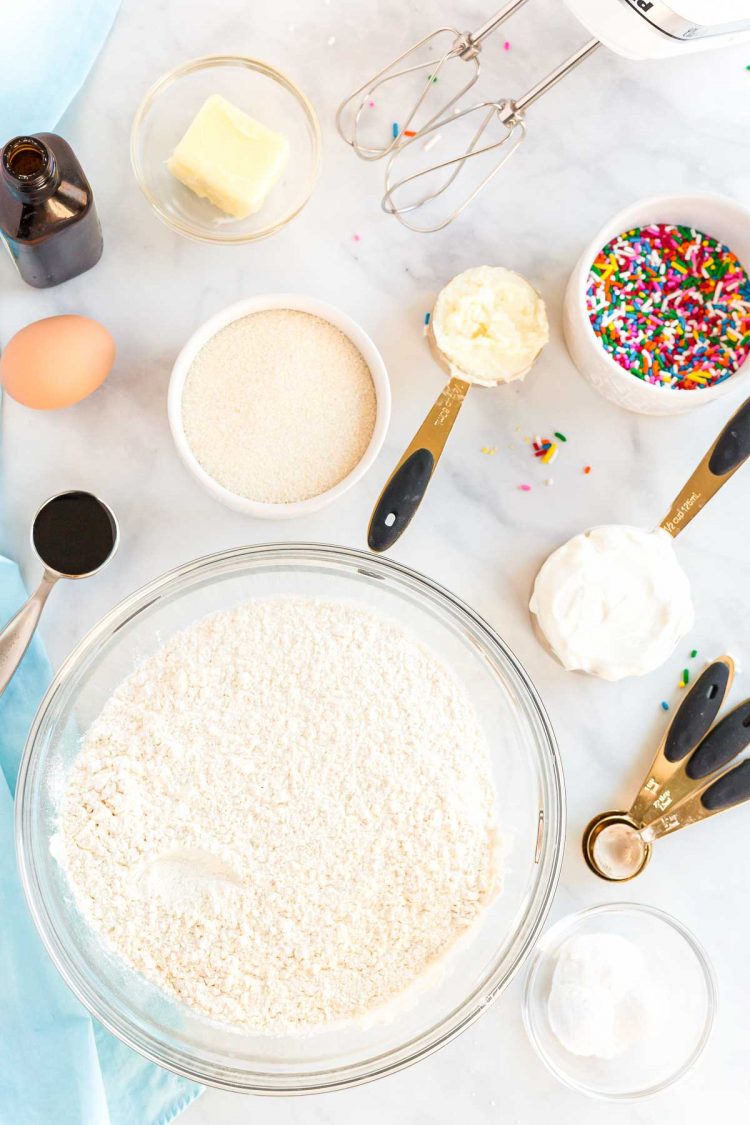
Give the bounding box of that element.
[661,701,670,711]
[586,224,750,389]
[531,436,559,464]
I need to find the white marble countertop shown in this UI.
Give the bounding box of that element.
[2,0,750,1120]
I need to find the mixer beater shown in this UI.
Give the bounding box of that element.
[337,0,750,232]
[335,0,533,161]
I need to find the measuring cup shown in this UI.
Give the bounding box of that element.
[368,302,545,553]
[0,491,118,697]
[532,394,750,675]
[584,657,750,881]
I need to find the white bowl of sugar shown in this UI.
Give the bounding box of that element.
[168,295,391,518]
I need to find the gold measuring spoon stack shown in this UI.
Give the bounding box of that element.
[584,657,750,881]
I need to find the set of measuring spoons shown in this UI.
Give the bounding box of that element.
[584,656,750,881]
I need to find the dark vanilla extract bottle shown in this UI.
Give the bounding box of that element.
[0,134,103,288]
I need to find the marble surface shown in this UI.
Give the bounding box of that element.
[2,0,750,1119]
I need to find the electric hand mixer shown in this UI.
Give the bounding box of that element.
[337,0,750,232]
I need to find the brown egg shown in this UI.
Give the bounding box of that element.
[0,314,115,410]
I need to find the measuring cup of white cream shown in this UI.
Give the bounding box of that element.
[530,395,750,680]
[368,266,548,553]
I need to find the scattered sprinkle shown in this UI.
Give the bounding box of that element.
[327,36,336,46]
[586,224,750,390]
[503,40,511,50]
[424,311,431,325]
[661,701,670,711]
[352,233,361,242]
[682,667,690,685]
[690,648,698,658]
[427,74,439,83]
[392,122,399,139]
[481,446,496,455]
[403,130,417,138]
[368,99,376,108]
[519,483,532,492]
[423,132,442,153]
[583,465,592,474]
[554,431,567,442]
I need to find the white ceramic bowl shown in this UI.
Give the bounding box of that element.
[168,295,391,517]
[564,193,750,415]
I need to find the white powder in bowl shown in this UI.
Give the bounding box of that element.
[54,598,501,1033]
[547,933,652,1059]
[181,310,378,503]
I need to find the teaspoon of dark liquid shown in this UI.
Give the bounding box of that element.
[0,491,118,697]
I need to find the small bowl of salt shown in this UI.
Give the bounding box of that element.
[522,903,716,1100]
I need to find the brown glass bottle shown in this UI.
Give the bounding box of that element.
[0,134,103,288]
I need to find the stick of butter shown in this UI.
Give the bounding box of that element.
[167,94,289,219]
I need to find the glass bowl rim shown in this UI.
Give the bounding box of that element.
[522,901,718,1102]
[16,542,565,1094]
[129,55,322,245]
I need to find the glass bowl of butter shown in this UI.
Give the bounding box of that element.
[131,56,321,244]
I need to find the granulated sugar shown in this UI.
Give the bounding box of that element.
[55,598,500,1033]
[181,310,377,503]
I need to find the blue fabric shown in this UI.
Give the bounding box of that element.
[0,557,203,1124]
[0,0,122,141]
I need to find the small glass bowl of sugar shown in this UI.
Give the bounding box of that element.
[522,903,716,1100]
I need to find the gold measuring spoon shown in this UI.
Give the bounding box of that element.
[368,302,545,553]
[584,659,750,881]
[659,394,750,539]
[531,395,750,676]
[0,491,118,698]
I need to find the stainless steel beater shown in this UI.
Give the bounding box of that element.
[381,37,599,233]
[335,0,532,161]
[339,0,750,232]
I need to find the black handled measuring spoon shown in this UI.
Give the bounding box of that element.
[584,685,750,881]
[0,491,118,697]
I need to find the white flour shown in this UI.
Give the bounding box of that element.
[55,598,500,1033]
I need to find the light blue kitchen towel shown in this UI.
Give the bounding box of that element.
[0,556,203,1124]
[0,0,121,140]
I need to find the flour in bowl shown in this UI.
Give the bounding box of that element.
[54,598,501,1033]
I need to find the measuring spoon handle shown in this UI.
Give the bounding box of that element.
[368,375,470,553]
[645,758,750,842]
[0,572,57,698]
[660,395,750,537]
[687,698,750,780]
[630,657,733,824]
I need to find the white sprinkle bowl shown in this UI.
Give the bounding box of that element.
[563,192,750,415]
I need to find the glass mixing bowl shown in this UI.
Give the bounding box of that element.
[16,544,564,1094]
